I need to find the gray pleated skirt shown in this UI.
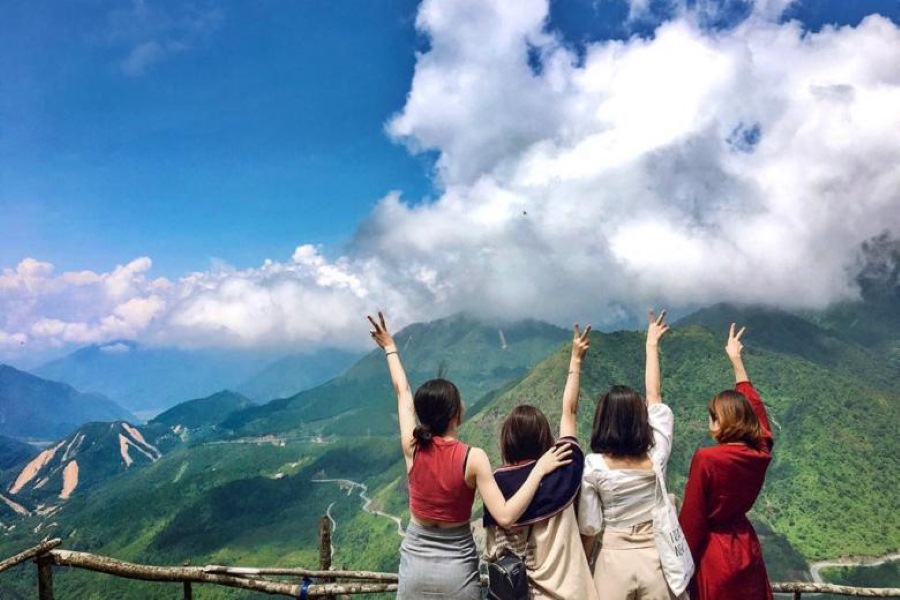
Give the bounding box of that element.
[398,523,481,599]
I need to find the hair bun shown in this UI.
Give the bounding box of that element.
[412,424,434,448]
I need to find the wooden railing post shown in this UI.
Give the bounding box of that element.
[37,555,54,600]
[319,515,335,600]
[183,560,193,600]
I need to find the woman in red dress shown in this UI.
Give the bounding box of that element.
[679,323,774,600]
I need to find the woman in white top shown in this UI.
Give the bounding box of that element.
[578,310,686,600]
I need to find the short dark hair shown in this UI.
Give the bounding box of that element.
[501,405,554,464]
[708,390,765,448]
[590,385,653,457]
[412,378,462,449]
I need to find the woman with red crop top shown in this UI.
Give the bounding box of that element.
[679,323,775,600]
[368,312,572,600]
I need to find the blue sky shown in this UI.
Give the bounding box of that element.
[1,0,433,275]
[3,0,897,277]
[1,0,899,359]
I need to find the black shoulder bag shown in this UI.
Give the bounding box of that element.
[487,526,533,600]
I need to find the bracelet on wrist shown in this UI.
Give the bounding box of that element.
[385,350,398,357]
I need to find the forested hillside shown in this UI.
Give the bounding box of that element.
[0,306,897,598]
[462,317,899,563]
[222,314,568,437]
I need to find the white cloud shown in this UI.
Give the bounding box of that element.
[380,1,900,319]
[2,0,899,357]
[0,258,169,351]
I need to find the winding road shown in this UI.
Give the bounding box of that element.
[312,478,406,537]
[808,551,900,584]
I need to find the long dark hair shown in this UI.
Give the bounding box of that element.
[590,385,654,457]
[412,378,462,449]
[500,405,554,464]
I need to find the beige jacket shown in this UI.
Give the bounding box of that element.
[484,505,599,600]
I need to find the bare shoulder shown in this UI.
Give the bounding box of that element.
[467,446,491,473]
[464,446,491,487]
[468,446,489,465]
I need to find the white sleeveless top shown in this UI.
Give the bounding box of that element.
[577,403,674,535]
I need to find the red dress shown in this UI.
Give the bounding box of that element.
[679,381,774,600]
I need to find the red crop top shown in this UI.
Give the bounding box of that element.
[408,437,476,523]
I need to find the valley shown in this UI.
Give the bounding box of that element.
[0,304,898,596]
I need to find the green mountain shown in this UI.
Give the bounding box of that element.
[1,421,171,510]
[676,304,898,389]
[461,318,899,566]
[0,308,897,596]
[0,435,405,598]
[151,390,256,431]
[235,349,362,402]
[0,364,134,440]
[221,314,569,437]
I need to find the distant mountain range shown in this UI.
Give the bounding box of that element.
[235,349,361,401]
[33,341,360,415]
[0,302,896,596]
[220,314,570,437]
[0,365,134,440]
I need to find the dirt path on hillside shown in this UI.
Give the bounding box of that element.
[324,501,337,559]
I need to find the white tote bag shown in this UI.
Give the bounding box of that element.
[652,463,695,595]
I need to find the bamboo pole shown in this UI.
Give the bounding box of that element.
[201,566,397,581]
[48,550,298,596]
[772,582,900,597]
[0,539,61,574]
[46,550,399,597]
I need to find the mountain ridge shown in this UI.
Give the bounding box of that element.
[220,313,570,437]
[0,364,135,440]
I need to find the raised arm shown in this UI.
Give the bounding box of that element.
[560,324,591,439]
[727,323,773,445]
[470,444,572,528]
[645,309,670,405]
[726,322,749,383]
[367,312,416,469]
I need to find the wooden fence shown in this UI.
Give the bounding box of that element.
[0,517,897,598]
